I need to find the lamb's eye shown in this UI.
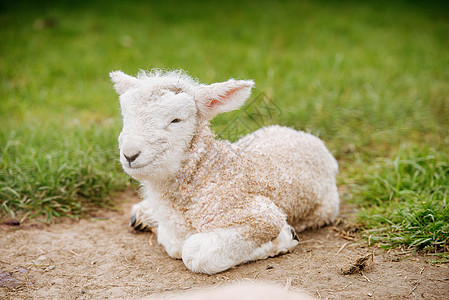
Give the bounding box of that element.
[170,118,182,124]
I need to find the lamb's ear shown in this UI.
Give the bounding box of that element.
[109,71,139,95]
[195,79,255,120]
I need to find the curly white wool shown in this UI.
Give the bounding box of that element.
[110,69,339,275]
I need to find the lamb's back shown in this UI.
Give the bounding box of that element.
[236,125,337,174]
[235,125,338,222]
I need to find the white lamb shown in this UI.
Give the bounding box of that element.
[110,69,339,275]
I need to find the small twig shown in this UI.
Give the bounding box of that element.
[361,271,371,282]
[342,282,352,290]
[394,250,413,255]
[107,283,138,287]
[419,267,425,274]
[297,239,323,245]
[30,261,51,267]
[408,281,420,296]
[67,249,80,256]
[336,242,350,255]
[149,233,154,246]
[253,271,260,280]
[59,273,98,277]
[335,234,355,241]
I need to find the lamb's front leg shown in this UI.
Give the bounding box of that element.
[130,200,158,231]
[157,222,191,259]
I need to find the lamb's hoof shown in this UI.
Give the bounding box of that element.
[130,214,137,227]
[290,227,299,241]
[130,214,150,231]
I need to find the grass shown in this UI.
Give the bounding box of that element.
[1,124,129,222]
[351,148,449,252]
[1,0,448,253]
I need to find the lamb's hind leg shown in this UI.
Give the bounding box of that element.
[251,223,299,261]
[296,187,340,232]
[182,223,298,275]
[182,196,299,274]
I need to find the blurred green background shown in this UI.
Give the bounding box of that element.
[1,0,448,253]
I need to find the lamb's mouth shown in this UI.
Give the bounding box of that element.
[127,162,150,169]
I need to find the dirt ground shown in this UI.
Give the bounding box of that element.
[1,190,448,299]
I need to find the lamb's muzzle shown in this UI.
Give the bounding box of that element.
[124,152,140,164]
[110,69,340,274]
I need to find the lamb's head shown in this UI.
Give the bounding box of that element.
[110,70,254,181]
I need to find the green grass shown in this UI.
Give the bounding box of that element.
[1,124,129,222]
[1,0,448,253]
[350,148,449,252]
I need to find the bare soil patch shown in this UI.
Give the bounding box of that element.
[1,191,448,299]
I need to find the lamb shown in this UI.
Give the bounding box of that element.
[110,69,339,275]
[144,282,315,300]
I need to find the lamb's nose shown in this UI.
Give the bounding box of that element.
[124,152,140,164]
